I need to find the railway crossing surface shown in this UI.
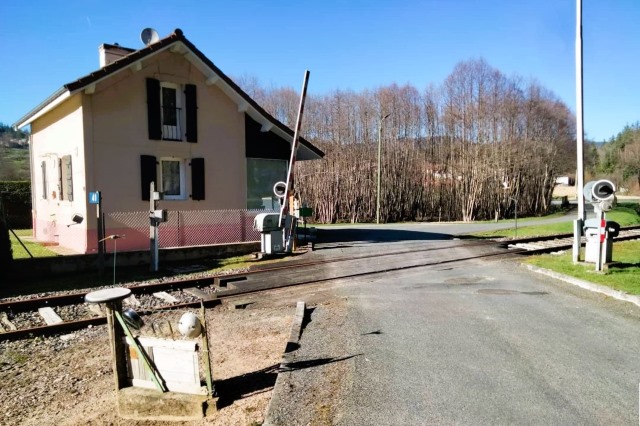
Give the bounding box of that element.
[265,225,640,425]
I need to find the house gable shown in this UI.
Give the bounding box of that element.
[245,115,290,160]
[14,28,324,254]
[14,28,324,162]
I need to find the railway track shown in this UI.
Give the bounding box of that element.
[2,226,638,341]
[503,225,640,252]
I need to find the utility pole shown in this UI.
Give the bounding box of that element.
[573,0,586,263]
[376,113,390,224]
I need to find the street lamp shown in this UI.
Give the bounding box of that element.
[376,113,390,224]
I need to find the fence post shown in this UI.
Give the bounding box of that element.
[241,210,246,242]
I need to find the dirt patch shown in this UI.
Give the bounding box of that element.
[0,299,296,425]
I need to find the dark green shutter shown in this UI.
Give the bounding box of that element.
[191,158,205,200]
[146,78,161,140]
[185,84,198,143]
[140,155,157,201]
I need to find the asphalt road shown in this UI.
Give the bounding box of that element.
[314,205,587,241]
[270,225,640,425]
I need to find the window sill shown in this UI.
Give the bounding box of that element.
[162,138,183,142]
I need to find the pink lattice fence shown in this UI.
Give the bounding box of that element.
[104,209,274,252]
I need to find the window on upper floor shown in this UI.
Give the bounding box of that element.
[146,78,198,143]
[161,83,180,140]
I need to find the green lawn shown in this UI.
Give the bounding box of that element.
[471,206,640,239]
[9,229,58,259]
[526,240,640,294]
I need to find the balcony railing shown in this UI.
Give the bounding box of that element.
[162,106,183,141]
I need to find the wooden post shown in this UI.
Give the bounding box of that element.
[200,303,214,396]
[85,288,133,391]
[107,300,128,389]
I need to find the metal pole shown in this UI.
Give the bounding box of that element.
[376,114,390,225]
[113,238,117,285]
[573,0,585,263]
[595,209,604,272]
[96,191,104,274]
[150,182,159,272]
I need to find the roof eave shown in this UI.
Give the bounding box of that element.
[13,87,70,129]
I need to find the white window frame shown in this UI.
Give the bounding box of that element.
[160,82,182,141]
[159,157,186,200]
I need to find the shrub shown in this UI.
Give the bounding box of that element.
[0,198,13,271]
[0,181,31,229]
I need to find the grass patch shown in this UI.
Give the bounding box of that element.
[526,240,640,294]
[3,350,29,364]
[471,205,640,239]
[313,207,573,227]
[9,229,58,259]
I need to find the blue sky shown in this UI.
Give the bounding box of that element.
[1,0,638,141]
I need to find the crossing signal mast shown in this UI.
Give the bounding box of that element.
[254,71,310,255]
[279,70,310,253]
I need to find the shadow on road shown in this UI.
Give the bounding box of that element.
[215,363,280,408]
[280,354,362,372]
[316,228,452,245]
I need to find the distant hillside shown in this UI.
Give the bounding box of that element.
[0,123,29,180]
[0,123,28,148]
[588,122,640,194]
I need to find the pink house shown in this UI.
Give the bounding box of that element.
[13,29,323,254]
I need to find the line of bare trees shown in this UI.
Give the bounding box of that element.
[239,58,576,223]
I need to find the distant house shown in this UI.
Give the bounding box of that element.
[555,176,575,186]
[13,29,323,254]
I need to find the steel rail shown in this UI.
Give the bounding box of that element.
[3,227,638,314]
[0,247,520,341]
[0,239,496,313]
[2,227,638,341]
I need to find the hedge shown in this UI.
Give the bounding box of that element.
[0,181,31,229]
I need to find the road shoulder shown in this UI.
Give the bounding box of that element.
[524,263,640,308]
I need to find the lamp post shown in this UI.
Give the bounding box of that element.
[573,0,586,263]
[376,113,390,224]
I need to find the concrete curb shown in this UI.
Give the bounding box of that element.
[525,264,640,308]
[263,301,306,426]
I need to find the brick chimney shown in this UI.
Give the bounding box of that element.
[99,43,136,67]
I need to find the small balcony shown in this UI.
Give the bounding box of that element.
[162,106,183,141]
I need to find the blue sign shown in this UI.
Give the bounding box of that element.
[89,191,100,204]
